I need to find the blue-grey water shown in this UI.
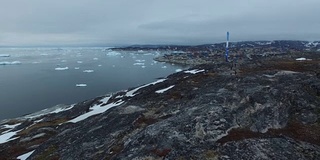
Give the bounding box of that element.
[0,47,188,120]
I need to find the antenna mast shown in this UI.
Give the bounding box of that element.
[225,32,229,62]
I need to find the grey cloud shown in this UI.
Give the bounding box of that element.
[0,0,319,46]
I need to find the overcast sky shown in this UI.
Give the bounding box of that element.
[0,0,319,46]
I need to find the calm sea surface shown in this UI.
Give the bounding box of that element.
[0,47,187,120]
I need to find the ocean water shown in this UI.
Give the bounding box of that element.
[0,47,187,120]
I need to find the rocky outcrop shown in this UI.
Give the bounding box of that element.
[0,53,320,159]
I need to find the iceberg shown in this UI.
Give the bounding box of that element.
[135,59,145,62]
[106,51,121,56]
[55,67,69,71]
[76,84,87,87]
[0,61,21,65]
[0,54,10,57]
[133,63,144,66]
[83,70,94,73]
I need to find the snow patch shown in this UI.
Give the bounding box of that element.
[175,69,183,72]
[184,69,205,74]
[17,150,35,160]
[1,123,21,130]
[155,85,175,93]
[126,79,166,97]
[55,67,68,71]
[296,57,306,61]
[296,57,311,61]
[24,104,75,119]
[0,129,21,144]
[68,96,124,123]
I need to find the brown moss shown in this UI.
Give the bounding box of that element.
[18,118,68,136]
[204,150,219,160]
[34,145,59,160]
[240,60,320,74]
[169,91,183,100]
[151,148,171,157]
[217,121,320,145]
[133,115,158,128]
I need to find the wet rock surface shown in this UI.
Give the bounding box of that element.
[0,52,320,160]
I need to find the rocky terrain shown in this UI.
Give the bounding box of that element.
[112,40,320,65]
[0,49,320,159]
[111,41,320,52]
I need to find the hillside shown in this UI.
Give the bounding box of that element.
[0,51,320,159]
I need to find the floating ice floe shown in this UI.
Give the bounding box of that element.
[0,61,21,65]
[135,59,145,62]
[0,54,10,57]
[126,79,166,97]
[55,67,69,71]
[155,85,175,93]
[184,69,205,74]
[40,53,48,56]
[98,65,102,67]
[106,51,121,56]
[61,60,67,63]
[93,58,98,60]
[76,84,87,87]
[74,67,80,70]
[77,61,83,64]
[141,66,146,68]
[162,66,167,69]
[83,70,94,73]
[68,96,124,123]
[133,63,145,66]
[175,69,183,72]
[296,57,311,61]
[17,150,35,160]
